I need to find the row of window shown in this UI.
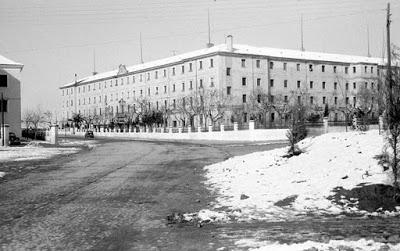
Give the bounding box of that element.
[268,79,377,90]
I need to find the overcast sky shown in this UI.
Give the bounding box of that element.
[0,0,399,114]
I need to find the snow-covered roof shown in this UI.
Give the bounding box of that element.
[0,54,23,70]
[61,43,385,88]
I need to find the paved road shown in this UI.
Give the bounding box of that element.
[0,139,286,250]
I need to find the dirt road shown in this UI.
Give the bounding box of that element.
[0,139,285,250]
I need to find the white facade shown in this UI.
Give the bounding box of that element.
[59,37,384,128]
[0,54,23,137]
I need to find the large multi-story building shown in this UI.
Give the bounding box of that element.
[0,54,23,139]
[59,36,384,129]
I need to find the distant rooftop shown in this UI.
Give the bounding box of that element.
[0,54,24,70]
[61,43,385,88]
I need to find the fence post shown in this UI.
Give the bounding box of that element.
[208,125,213,133]
[249,120,255,130]
[188,126,192,133]
[220,124,224,132]
[234,122,238,131]
[178,127,182,133]
[323,117,329,134]
[169,126,173,134]
[379,115,384,134]
[197,126,202,133]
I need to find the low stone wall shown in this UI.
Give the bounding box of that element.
[61,128,289,142]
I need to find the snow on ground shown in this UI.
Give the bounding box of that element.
[0,139,96,163]
[195,130,392,222]
[235,238,400,251]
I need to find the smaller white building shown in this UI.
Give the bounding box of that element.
[0,54,23,138]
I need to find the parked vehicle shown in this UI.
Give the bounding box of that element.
[9,132,21,145]
[84,130,94,139]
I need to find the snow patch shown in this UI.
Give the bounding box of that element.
[201,130,393,221]
[236,238,400,251]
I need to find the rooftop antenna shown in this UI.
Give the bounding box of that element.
[206,8,214,48]
[92,49,98,75]
[300,14,305,52]
[140,32,144,64]
[367,23,371,57]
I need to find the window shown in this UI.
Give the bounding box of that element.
[283,62,287,71]
[120,79,123,86]
[241,59,246,67]
[365,66,367,73]
[296,64,300,71]
[140,74,143,82]
[164,100,167,108]
[365,82,368,89]
[270,95,274,103]
[345,67,348,74]
[334,82,338,90]
[226,67,231,76]
[353,82,356,89]
[242,94,247,103]
[310,96,314,104]
[133,76,136,83]
[297,80,301,88]
[163,69,167,77]
[243,113,248,123]
[346,83,349,90]
[270,113,275,122]
[371,82,374,89]
[322,65,325,72]
[173,99,176,109]
[155,71,158,79]
[353,66,356,73]
[256,60,260,68]
[173,84,176,92]
[0,75,7,87]
[227,86,231,95]
[88,85,91,91]
[257,94,261,103]
[297,96,301,103]
[189,81,193,90]
[1,99,9,112]
[181,65,185,74]
[147,73,150,80]
[310,81,313,89]
[164,85,167,93]
[346,97,349,105]
[257,78,261,86]
[284,95,288,102]
[322,82,326,89]
[182,82,185,91]
[210,58,214,68]
[199,61,203,69]
[155,87,159,95]
[353,97,356,106]
[309,64,313,72]
[242,77,247,86]
[269,61,274,69]
[284,80,288,88]
[148,88,151,96]
[210,77,214,87]
[371,67,374,74]
[334,97,338,105]
[333,66,337,73]
[172,67,176,76]
[189,63,193,72]
[323,96,326,104]
[270,79,274,87]
[199,79,203,88]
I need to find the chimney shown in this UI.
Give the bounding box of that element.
[226,35,233,52]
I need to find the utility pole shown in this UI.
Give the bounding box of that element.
[140,32,144,64]
[386,2,393,127]
[300,14,305,52]
[1,92,4,146]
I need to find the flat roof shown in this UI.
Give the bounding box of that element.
[61,43,385,89]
